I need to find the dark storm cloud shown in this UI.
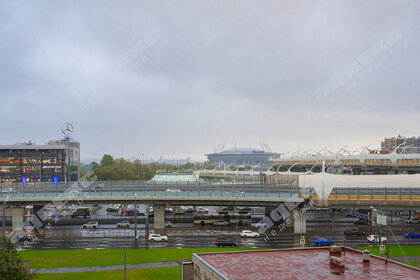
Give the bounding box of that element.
[0,1,419,160]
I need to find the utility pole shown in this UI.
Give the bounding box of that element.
[134,194,138,249]
[124,252,127,280]
[2,198,8,238]
[145,205,150,249]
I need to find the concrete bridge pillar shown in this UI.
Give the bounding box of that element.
[153,205,166,234]
[370,208,378,226]
[293,209,306,234]
[12,207,25,231]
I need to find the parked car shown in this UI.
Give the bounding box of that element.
[125,208,141,216]
[240,230,260,238]
[148,234,167,242]
[344,229,365,236]
[403,232,420,239]
[406,218,419,224]
[367,235,387,243]
[166,188,181,193]
[196,207,209,214]
[313,238,334,246]
[222,206,234,211]
[91,184,105,192]
[213,220,229,226]
[165,208,174,214]
[354,219,368,225]
[116,221,130,227]
[106,207,119,213]
[165,221,173,228]
[215,238,237,248]
[83,221,99,229]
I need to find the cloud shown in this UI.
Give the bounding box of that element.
[0,1,419,161]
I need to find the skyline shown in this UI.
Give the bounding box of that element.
[1,1,419,161]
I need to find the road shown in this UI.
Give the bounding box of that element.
[12,221,420,251]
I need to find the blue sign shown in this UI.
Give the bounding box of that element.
[22,176,27,186]
[53,176,58,185]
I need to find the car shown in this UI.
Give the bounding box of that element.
[196,207,209,214]
[165,221,173,228]
[354,219,368,225]
[213,220,229,226]
[313,238,334,246]
[15,235,31,243]
[182,206,195,214]
[215,238,237,248]
[240,230,260,238]
[148,234,168,242]
[165,208,174,214]
[406,218,419,224]
[83,221,99,229]
[367,235,387,243]
[116,221,130,227]
[403,232,420,239]
[71,207,90,218]
[91,184,105,192]
[166,188,181,193]
[125,208,141,216]
[344,229,365,236]
[222,206,234,211]
[106,207,119,213]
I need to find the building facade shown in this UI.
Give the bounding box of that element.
[0,138,80,183]
[382,135,420,153]
[206,147,278,166]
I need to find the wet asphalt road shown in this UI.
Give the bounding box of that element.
[12,220,420,251]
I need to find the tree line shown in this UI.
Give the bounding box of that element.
[81,154,199,181]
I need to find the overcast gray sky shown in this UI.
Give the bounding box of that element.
[1,1,419,161]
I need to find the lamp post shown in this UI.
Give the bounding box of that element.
[2,197,8,238]
[134,193,138,249]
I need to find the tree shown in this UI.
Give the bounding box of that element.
[91,161,99,170]
[94,166,121,181]
[100,154,114,167]
[0,237,38,279]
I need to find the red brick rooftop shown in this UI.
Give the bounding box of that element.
[195,247,420,280]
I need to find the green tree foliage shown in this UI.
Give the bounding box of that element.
[100,154,114,167]
[93,154,200,181]
[94,166,121,181]
[0,237,38,280]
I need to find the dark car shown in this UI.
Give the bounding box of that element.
[344,229,365,236]
[354,219,368,225]
[403,232,420,238]
[222,206,234,211]
[15,235,31,243]
[215,238,237,248]
[106,207,119,213]
[406,218,419,224]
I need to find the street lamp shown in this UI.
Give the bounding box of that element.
[134,193,138,249]
[2,196,9,238]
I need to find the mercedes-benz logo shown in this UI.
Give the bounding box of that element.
[61,123,74,136]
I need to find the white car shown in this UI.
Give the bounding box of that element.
[213,220,229,226]
[116,221,130,227]
[148,234,168,242]
[165,221,173,228]
[166,188,181,193]
[83,221,99,229]
[367,235,387,243]
[240,230,260,238]
[196,207,209,214]
[1,188,12,193]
